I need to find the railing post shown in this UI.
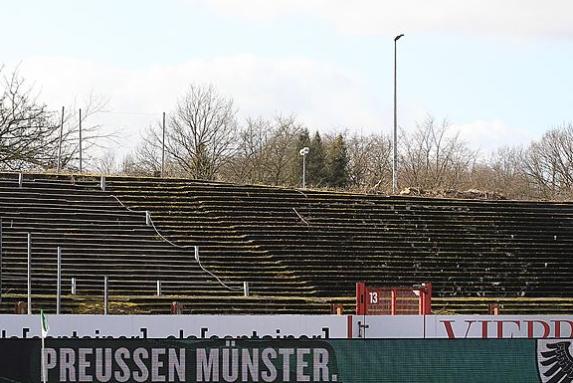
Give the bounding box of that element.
[18,173,23,188]
[355,282,367,315]
[243,281,250,297]
[145,211,151,226]
[171,301,182,315]
[156,280,161,296]
[104,276,108,315]
[56,247,61,315]
[100,175,106,191]
[27,233,31,314]
[71,277,76,295]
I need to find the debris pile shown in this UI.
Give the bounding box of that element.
[399,187,506,200]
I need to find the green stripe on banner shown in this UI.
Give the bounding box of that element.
[330,339,539,383]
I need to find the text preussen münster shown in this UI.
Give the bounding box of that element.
[44,342,339,382]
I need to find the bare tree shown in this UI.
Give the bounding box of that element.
[133,125,162,175]
[258,116,304,186]
[119,152,159,176]
[156,84,239,180]
[466,146,531,199]
[95,149,118,175]
[346,133,392,192]
[221,117,273,183]
[46,93,110,172]
[0,65,61,170]
[220,115,304,186]
[523,124,573,199]
[0,66,111,172]
[399,116,477,190]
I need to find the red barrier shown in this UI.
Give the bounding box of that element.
[356,282,432,315]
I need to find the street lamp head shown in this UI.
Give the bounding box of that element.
[394,33,404,41]
[299,147,310,156]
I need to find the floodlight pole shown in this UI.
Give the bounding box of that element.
[161,112,166,177]
[57,106,64,173]
[0,217,2,304]
[302,155,307,189]
[299,147,310,189]
[78,108,83,173]
[393,33,404,194]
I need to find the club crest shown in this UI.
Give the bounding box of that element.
[537,340,573,383]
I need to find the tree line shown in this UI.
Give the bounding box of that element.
[1,69,572,200]
[126,86,351,189]
[0,66,108,172]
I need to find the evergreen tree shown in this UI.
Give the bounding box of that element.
[326,134,349,188]
[296,129,311,150]
[307,131,327,186]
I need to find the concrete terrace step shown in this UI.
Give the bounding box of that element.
[0,172,572,314]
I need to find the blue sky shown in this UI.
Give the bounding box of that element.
[2,0,573,160]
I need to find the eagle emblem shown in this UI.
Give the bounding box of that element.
[537,340,573,383]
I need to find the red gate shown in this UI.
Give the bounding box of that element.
[355,282,432,315]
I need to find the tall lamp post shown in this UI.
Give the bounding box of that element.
[393,33,404,194]
[299,147,310,189]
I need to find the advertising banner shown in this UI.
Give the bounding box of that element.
[3,315,573,340]
[0,338,568,382]
[0,315,344,339]
[352,315,573,339]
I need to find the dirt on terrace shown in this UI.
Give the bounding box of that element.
[398,187,507,200]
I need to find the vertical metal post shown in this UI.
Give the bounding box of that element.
[104,276,108,315]
[145,211,151,226]
[161,112,166,177]
[27,233,31,314]
[302,155,306,189]
[78,108,83,173]
[56,247,61,315]
[18,172,23,188]
[41,328,46,383]
[156,280,161,296]
[392,34,404,194]
[57,106,64,173]
[71,277,76,295]
[0,217,2,304]
[299,147,309,189]
[100,175,106,191]
[243,281,249,297]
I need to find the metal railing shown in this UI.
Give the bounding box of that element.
[111,194,244,292]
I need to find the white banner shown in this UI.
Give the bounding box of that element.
[0,314,346,339]
[351,315,573,339]
[350,315,425,338]
[425,315,573,339]
[2,314,572,339]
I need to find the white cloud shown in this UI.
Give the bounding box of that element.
[9,55,539,170]
[204,0,573,38]
[15,55,386,161]
[450,119,535,156]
